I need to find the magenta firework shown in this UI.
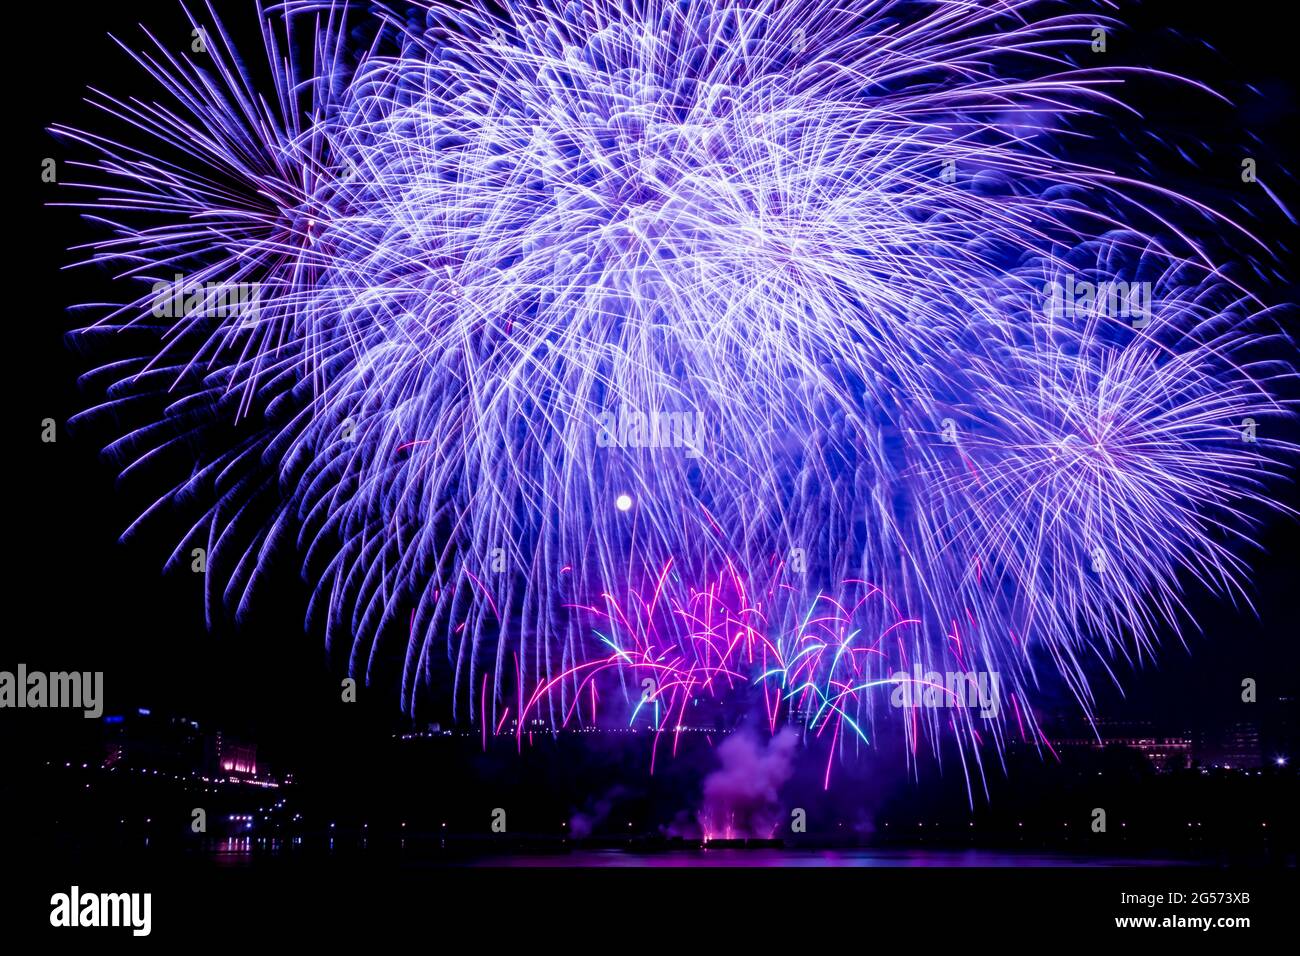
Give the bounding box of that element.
[53,0,1295,787]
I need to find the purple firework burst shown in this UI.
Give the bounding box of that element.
[52,0,1296,779]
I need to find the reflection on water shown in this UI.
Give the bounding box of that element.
[207,839,1188,867]
[464,848,1189,867]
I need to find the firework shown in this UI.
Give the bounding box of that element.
[53,0,1295,785]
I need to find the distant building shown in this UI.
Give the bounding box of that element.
[1262,694,1296,767]
[96,709,282,786]
[103,710,202,772]
[1195,721,1262,770]
[206,731,257,778]
[1049,719,1192,771]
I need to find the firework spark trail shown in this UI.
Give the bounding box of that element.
[52,0,1296,788]
[516,560,1026,791]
